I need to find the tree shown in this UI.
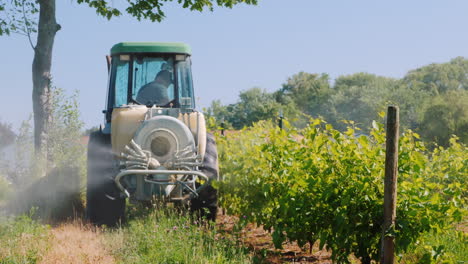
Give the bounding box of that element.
[205,99,231,127]
[329,73,398,131]
[403,57,468,95]
[0,119,16,150]
[232,87,281,129]
[419,90,468,147]
[0,0,257,164]
[206,88,283,129]
[384,83,431,130]
[1,0,54,162]
[277,72,331,117]
[207,58,468,148]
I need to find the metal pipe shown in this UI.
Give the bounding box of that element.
[196,111,200,149]
[173,162,203,167]
[115,169,209,198]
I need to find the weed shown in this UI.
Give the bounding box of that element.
[106,207,252,264]
[0,214,50,263]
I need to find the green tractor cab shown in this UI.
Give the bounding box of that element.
[107,42,194,112]
[87,42,218,226]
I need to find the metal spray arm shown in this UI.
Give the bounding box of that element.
[120,139,160,170]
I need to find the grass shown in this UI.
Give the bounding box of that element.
[0,214,50,264]
[39,221,115,264]
[400,226,467,263]
[0,204,252,264]
[106,205,252,264]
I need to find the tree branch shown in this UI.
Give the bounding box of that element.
[12,31,28,36]
[21,0,35,50]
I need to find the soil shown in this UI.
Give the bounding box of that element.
[39,222,115,264]
[216,212,333,264]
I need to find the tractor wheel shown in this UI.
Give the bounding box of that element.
[190,133,219,221]
[86,130,126,226]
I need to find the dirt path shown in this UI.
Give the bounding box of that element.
[39,222,115,264]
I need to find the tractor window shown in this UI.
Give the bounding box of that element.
[176,57,195,108]
[109,54,195,109]
[114,59,130,107]
[132,57,175,106]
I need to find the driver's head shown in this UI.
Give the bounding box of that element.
[155,70,173,86]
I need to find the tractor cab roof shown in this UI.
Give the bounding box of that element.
[111,42,192,55]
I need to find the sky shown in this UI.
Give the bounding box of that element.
[1,0,468,130]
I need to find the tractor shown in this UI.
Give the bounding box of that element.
[86,42,219,226]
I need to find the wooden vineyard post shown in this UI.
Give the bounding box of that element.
[381,106,399,264]
[278,110,284,130]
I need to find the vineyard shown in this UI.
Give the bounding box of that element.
[0,115,466,263]
[2,0,468,263]
[216,117,467,263]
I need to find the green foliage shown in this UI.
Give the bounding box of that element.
[385,83,432,131]
[427,136,468,205]
[0,0,38,36]
[419,90,468,147]
[400,228,467,263]
[207,87,284,129]
[277,72,332,117]
[403,57,468,95]
[107,208,252,264]
[204,99,233,129]
[218,118,467,263]
[2,117,36,186]
[76,0,257,21]
[0,87,86,220]
[48,88,86,176]
[0,214,50,263]
[0,87,86,186]
[330,73,397,129]
[231,87,282,129]
[1,0,258,35]
[328,73,399,130]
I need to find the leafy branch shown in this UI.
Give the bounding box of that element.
[0,0,38,49]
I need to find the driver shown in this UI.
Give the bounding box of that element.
[136,70,172,106]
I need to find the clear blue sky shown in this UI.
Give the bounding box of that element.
[1,0,467,129]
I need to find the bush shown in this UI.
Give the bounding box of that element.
[0,86,86,221]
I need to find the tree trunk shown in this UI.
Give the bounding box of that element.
[32,0,60,164]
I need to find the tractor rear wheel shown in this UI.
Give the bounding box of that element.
[190,133,219,221]
[86,130,126,226]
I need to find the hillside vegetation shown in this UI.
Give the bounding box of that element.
[207,57,468,148]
